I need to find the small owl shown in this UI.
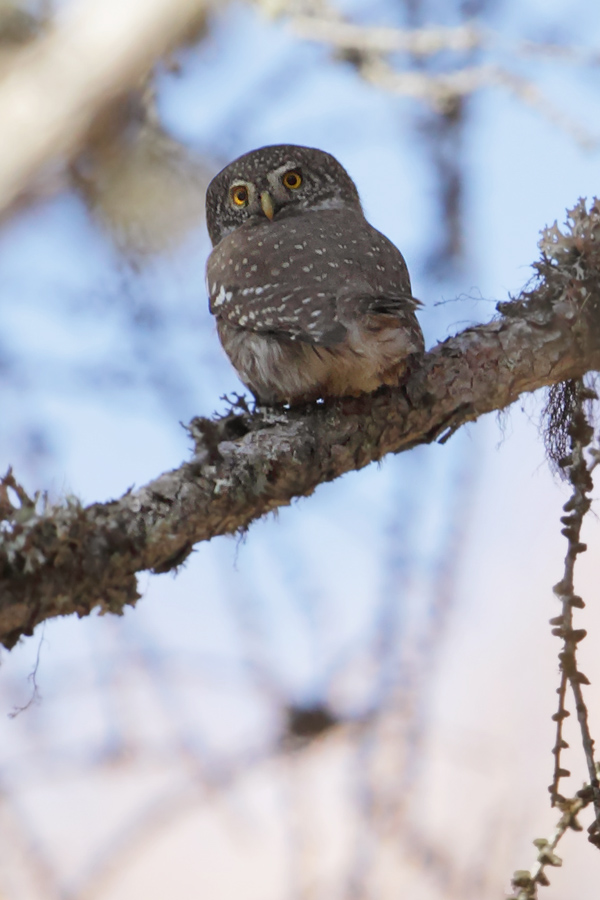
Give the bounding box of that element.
[205,144,423,405]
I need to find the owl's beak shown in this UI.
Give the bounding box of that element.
[260,191,275,220]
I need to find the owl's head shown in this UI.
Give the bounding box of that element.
[205,144,362,246]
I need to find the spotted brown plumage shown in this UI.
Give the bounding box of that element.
[205,144,424,405]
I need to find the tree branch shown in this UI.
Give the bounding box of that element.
[2,200,600,649]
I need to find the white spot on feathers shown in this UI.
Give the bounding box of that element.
[213,284,231,308]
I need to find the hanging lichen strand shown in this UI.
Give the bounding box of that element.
[510,379,600,900]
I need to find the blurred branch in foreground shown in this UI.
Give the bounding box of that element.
[71,85,212,257]
[1,200,600,647]
[0,0,211,215]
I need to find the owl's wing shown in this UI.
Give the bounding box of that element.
[207,274,348,345]
[206,209,420,346]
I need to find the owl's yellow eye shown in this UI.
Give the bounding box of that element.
[231,185,249,207]
[282,170,302,190]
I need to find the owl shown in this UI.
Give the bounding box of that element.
[205,144,423,405]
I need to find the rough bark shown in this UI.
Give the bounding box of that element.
[1,201,600,649]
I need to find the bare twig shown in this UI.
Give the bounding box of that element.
[7,624,45,717]
[347,57,594,146]
[286,8,596,145]
[510,786,593,899]
[290,17,483,56]
[289,13,600,68]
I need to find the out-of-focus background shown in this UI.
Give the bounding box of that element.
[1,0,600,897]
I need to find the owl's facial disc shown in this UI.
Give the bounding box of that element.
[228,170,302,225]
[205,145,364,246]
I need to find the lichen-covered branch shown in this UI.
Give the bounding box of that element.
[1,200,600,649]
